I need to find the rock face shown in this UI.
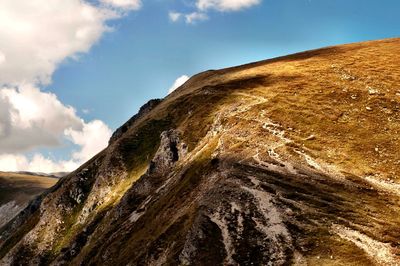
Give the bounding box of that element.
[148,129,187,175]
[1,38,400,265]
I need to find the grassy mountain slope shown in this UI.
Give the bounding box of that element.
[1,38,400,265]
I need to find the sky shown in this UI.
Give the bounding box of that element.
[0,0,399,173]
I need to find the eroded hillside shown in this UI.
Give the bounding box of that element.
[1,38,400,265]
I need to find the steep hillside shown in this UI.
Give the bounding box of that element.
[1,38,400,265]
[0,172,58,228]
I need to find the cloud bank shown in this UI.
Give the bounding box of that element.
[0,0,118,86]
[0,85,111,172]
[0,0,136,172]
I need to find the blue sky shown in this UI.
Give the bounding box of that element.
[50,0,400,129]
[0,0,399,172]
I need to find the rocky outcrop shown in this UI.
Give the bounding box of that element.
[148,129,187,175]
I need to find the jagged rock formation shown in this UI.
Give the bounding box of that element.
[1,38,400,265]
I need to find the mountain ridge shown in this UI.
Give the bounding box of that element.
[1,38,400,265]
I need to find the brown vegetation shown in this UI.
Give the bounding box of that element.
[1,38,400,265]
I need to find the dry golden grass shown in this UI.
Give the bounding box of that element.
[2,38,399,265]
[163,38,400,181]
[0,172,57,205]
[52,38,400,264]
[0,172,58,189]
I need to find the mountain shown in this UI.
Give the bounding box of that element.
[0,172,58,229]
[1,38,400,265]
[16,172,69,179]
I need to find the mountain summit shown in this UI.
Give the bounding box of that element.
[1,38,400,265]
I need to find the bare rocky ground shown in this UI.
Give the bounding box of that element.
[1,38,400,265]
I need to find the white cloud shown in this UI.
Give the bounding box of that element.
[0,52,5,65]
[0,119,111,173]
[0,85,82,153]
[65,120,112,163]
[185,12,208,24]
[0,0,120,86]
[169,11,182,22]
[100,0,142,11]
[26,154,79,173]
[0,153,79,173]
[168,75,190,93]
[196,0,260,11]
[0,85,112,172]
[0,154,28,172]
[169,0,261,24]
[0,0,135,173]
[168,11,208,24]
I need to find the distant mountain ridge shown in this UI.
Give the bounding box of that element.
[1,38,400,265]
[14,171,68,178]
[0,172,58,229]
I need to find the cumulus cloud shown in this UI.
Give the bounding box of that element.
[0,0,120,86]
[0,154,32,172]
[0,153,78,173]
[65,120,112,163]
[0,85,112,172]
[168,75,190,93]
[0,0,135,172]
[0,118,111,173]
[0,85,82,153]
[0,122,111,172]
